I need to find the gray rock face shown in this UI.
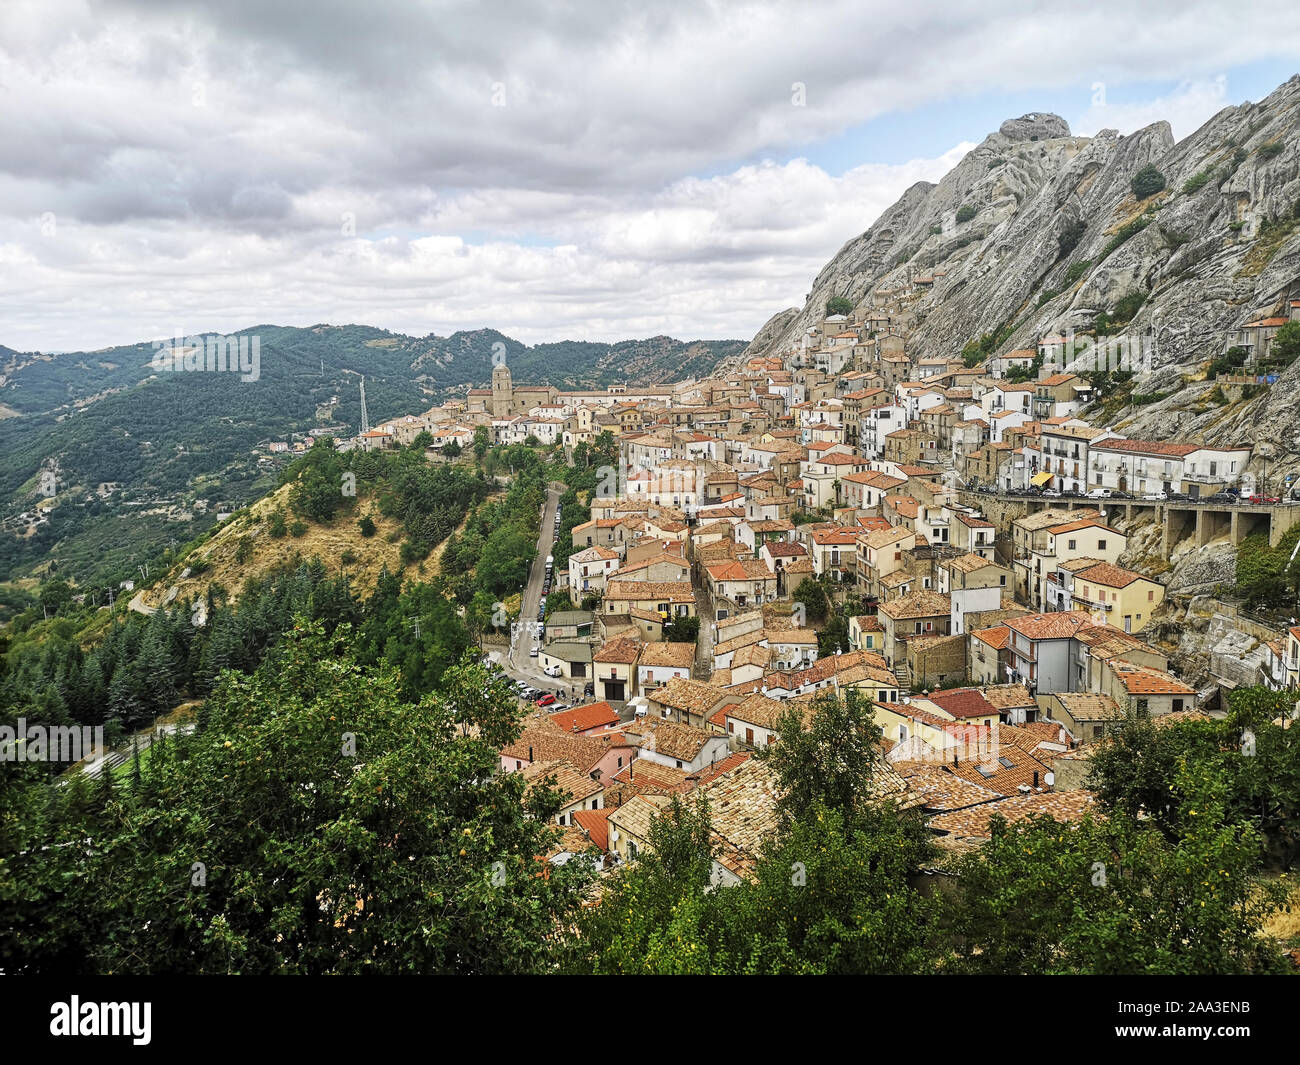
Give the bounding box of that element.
[736,73,1300,476]
[999,113,1071,141]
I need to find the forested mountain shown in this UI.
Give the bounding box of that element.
[0,325,742,584]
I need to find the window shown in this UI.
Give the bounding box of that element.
[1172,698,1184,712]
[1148,589,1154,601]
[1068,539,1077,551]
[999,575,1007,586]
[1097,539,1107,550]
[1137,698,1149,712]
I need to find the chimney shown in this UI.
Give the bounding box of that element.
[528,746,533,762]
[1033,770,1039,788]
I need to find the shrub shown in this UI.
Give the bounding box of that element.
[1065,260,1092,284]
[1131,164,1167,200]
[1207,346,1248,379]
[1111,291,1146,322]
[1258,142,1283,160]
[268,509,287,538]
[358,515,377,538]
[929,224,943,235]
[825,295,853,317]
[955,204,977,224]
[1182,169,1213,193]
[1058,219,1087,257]
[1100,215,1151,260]
[289,521,308,538]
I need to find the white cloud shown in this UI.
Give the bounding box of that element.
[1074,76,1231,140]
[1,0,1298,350]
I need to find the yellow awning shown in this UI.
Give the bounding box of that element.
[1030,471,1053,486]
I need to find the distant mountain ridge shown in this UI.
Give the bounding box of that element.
[0,324,743,582]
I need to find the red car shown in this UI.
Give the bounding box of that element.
[536,693,557,707]
[1248,494,1281,504]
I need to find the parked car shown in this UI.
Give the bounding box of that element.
[1040,488,1061,498]
[1205,492,1235,504]
[543,663,563,677]
[1086,488,1113,499]
[536,693,557,707]
[528,645,539,657]
[1143,491,1168,501]
[1248,494,1281,504]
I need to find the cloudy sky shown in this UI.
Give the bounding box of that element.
[3,0,1300,353]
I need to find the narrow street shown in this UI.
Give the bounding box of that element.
[692,563,716,678]
[505,482,578,699]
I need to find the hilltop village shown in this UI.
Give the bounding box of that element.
[314,292,1300,879]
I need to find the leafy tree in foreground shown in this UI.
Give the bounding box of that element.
[1,623,594,974]
[949,765,1287,975]
[759,687,884,824]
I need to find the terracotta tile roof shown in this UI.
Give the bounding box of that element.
[1014,507,1100,531]
[949,552,999,573]
[981,683,1035,710]
[1110,662,1195,696]
[942,742,1055,797]
[648,677,739,717]
[1048,517,1123,536]
[699,758,783,880]
[624,718,715,761]
[895,763,1003,813]
[812,527,862,545]
[1005,611,1094,641]
[929,788,1097,839]
[501,719,631,772]
[1053,692,1124,721]
[548,701,619,733]
[604,580,695,603]
[637,642,697,669]
[519,759,604,806]
[571,808,611,851]
[725,693,795,730]
[610,759,693,797]
[926,688,1000,720]
[877,589,952,620]
[607,794,671,836]
[971,624,1010,651]
[763,541,807,557]
[693,753,752,786]
[1073,562,1146,588]
[593,635,643,665]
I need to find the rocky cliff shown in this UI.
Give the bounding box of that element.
[742,74,1300,475]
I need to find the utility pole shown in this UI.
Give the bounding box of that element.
[407,617,421,640]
